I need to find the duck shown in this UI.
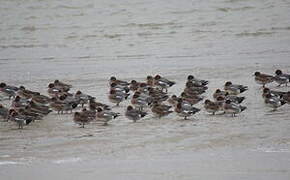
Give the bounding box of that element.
[27,101,51,115]
[148,88,169,103]
[187,75,208,86]
[17,107,43,120]
[215,96,226,110]
[8,110,33,129]
[262,88,287,97]
[146,76,154,87]
[74,90,95,107]
[151,102,173,118]
[274,69,290,87]
[153,75,175,93]
[31,93,51,105]
[129,80,142,91]
[264,93,286,111]
[110,82,130,94]
[136,83,151,93]
[96,108,120,125]
[225,93,246,104]
[47,83,62,97]
[174,102,200,120]
[49,97,77,114]
[80,108,96,121]
[168,95,179,106]
[0,104,9,120]
[204,99,220,115]
[224,81,248,95]
[183,86,205,96]
[89,99,111,110]
[282,91,290,104]
[108,89,128,106]
[109,76,130,87]
[125,105,147,122]
[223,100,247,117]
[48,83,70,94]
[0,83,18,99]
[185,81,208,91]
[213,89,227,100]
[11,96,29,110]
[131,93,151,111]
[180,92,203,105]
[17,86,39,99]
[54,80,72,89]
[73,111,91,128]
[254,72,275,87]
[262,88,284,100]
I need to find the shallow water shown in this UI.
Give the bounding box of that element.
[1,0,290,179]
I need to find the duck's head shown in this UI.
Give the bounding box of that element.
[180,92,186,97]
[215,89,221,93]
[132,94,139,99]
[225,81,232,86]
[275,69,282,75]
[187,75,194,80]
[59,95,67,101]
[225,100,231,104]
[146,75,153,80]
[154,75,161,80]
[0,83,7,88]
[14,96,21,102]
[131,80,137,84]
[204,99,211,104]
[9,109,17,115]
[127,105,133,111]
[254,72,260,76]
[171,95,177,98]
[263,88,270,93]
[48,83,55,88]
[110,76,117,81]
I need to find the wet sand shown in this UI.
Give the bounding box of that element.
[1,62,290,179]
[1,0,290,179]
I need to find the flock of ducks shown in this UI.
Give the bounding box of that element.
[0,69,290,129]
[254,70,290,110]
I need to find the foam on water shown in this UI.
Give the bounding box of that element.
[52,157,82,164]
[0,161,22,165]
